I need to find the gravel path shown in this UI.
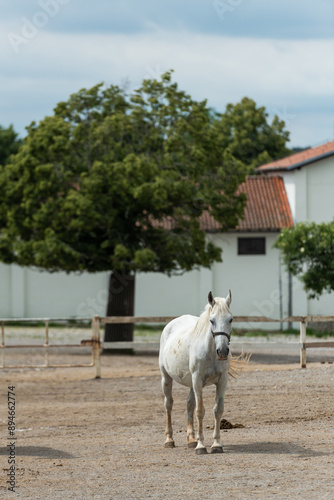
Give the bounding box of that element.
[0,349,333,499]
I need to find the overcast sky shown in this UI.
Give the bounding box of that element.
[1,0,333,147]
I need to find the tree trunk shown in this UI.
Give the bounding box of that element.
[104,272,135,348]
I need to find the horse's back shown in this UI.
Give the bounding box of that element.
[160,314,198,344]
[159,314,198,387]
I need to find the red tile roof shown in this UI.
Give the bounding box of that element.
[257,140,334,172]
[156,176,293,233]
[200,176,293,232]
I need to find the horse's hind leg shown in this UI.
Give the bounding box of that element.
[161,370,175,448]
[187,388,197,448]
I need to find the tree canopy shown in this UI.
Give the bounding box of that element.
[216,97,291,168]
[274,221,334,298]
[0,72,253,276]
[0,124,22,166]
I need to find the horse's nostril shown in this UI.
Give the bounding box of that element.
[226,348,229,355]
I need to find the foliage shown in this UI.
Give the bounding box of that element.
[216,97,291,169]
[0,72,250,275]
[274,221,334,298]
[0,125,23,166]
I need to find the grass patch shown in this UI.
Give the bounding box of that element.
[306,328,334,338]
[244,331,270,338]
[134,324,162,340]
[135,324,165,332]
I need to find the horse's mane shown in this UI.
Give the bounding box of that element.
[193,298,251,378]
[193,303,211,338]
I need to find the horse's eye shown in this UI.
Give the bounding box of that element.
[210,319,214,325]
[230,318,233,323]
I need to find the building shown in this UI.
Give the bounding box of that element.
[1,141,333,325]
[135,175,293,328]
[257,140,334,224]
[256,140,334,321]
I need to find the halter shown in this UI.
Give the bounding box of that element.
[211,330,231,343]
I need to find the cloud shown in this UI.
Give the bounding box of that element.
[3,0,334,39]
[1,26,333,146]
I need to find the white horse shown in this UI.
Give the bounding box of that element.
[159,290,234,454]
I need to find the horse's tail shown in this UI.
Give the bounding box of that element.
[228,351,251,379]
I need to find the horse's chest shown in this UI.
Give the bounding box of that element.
[202,367,222,387]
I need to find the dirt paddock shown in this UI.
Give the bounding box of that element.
[0,348,333,499]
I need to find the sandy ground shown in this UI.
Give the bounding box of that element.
[0,346,333,500]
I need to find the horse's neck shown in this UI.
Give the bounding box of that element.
[202,323,216,352]
[195,312,216,350]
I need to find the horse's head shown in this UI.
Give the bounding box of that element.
[208,290,233,361]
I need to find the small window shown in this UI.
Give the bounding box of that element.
[238,237,266,255]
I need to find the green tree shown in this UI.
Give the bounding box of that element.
[274,221,334,298]
[0,72,249,341]
[0,124,22,166]
[216,97,291,169]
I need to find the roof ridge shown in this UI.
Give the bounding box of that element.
[257,140,334,172]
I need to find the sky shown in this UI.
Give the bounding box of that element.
[1,0,334,148]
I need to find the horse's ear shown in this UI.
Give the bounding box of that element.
[226,289,232,308]
[208,291,215,307]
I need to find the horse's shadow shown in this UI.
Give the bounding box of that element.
[224,441,328,458]
[0,446,74,459]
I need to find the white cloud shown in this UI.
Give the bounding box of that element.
[1,26,333,146]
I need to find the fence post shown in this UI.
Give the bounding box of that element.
[92,315,101,379]
[1,321,4,368]
[45,320,49,367]
[300,319,307,369]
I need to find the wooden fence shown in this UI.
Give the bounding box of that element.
[0,317,101,378]
[0,315,333,376]
[100,314,334,369]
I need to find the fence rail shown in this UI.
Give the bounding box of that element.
[101,314,334,324]
[0,317,101,378]
[0,314,333,374]
[100,314,334,369]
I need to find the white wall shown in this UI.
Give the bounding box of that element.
[281,155,334,316]
[306,156,334,223]
[0,263,109,319]
[0,263,11,317]
[1,233,284,328]
[0,230,331,326]
[282,171,296,221]
[283,156,334,224]
[135,269,202,317]
[26,268,109,318]
[308,292,334,316]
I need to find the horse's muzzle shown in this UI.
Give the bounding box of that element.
[217,347,229,360]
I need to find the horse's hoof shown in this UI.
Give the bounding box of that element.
[164,441,175,448]
[211,446,223,454]
[195,447,208,455]
[187,441,197,449]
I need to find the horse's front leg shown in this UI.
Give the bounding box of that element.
[161,370,175,448]
[192,374,207,455]
[211,376,228,453]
